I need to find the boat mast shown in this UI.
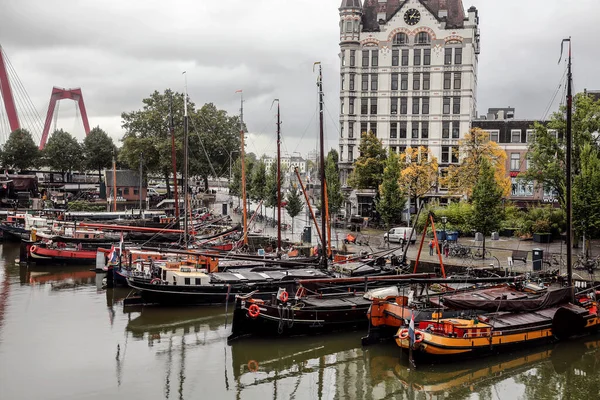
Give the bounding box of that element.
[169,94,180,221]
[183,72,189,246]
[315,62,327,268]
[276,100,282,252]
[112,153,117,212]
[139,151,143,213]
[563,38,574,292]
[239,91,248,246]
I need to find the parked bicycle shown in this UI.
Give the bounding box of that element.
[449,243,471,258]
[472,247,491,260]
[573,254,599,272]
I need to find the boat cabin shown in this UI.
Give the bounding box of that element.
[160,266,210,286]
[6,214,26,225]
[71,229,105,240]
[418,318,493,339]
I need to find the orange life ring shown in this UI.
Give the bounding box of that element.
[150,278,161,285]
[247,360,259,372]
[279,290,289,302]
[30,245,37,253]
[414,331,424,344]
[399,328,409,340]
[248,304,260,318]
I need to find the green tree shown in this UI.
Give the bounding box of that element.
[377,150,405,231]
[285,185,304,239]
[263,162,279,219]
[83,126,117,181]
[3,128,40,171]
[325,149,344,215]
[250,159,267,202]
[348,131,387,189]
[229,153,256,207]
[43,129,84,179]
[470,158,504,257]
[573,143,600,251]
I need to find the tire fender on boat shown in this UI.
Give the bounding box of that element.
[279,290,289,303]
[150,278,161,285]
[248,304,260,318]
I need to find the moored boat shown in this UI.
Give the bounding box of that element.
[28,242,98,264]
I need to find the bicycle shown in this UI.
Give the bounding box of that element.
[472,247,491,260]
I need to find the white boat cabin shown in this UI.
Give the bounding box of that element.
[160,265,210,286]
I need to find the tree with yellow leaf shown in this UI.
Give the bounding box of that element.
[398,146,439,225]
[441,128,510,198]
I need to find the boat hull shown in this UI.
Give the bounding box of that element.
[29,245,97,265]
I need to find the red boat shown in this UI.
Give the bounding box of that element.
[28,243,98,265]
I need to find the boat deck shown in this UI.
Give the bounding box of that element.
[210,269,328,284]
[302,295,372,308]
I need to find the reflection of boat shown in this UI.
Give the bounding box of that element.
[21,265,96,285]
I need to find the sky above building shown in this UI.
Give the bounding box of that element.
[1,0,599,158]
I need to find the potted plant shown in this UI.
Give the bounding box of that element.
[532,219,552,243]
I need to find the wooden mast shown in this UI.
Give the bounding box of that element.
[112,154,117,212]
[169,94,180,221]
[183,72,189,246]
[315,62,327,268]
[563,38,574,293]
[276,100,282,252]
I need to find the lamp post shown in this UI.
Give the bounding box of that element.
[441,216,448,257]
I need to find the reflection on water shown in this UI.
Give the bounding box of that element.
[1,242,600,399]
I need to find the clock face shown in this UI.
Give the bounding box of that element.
[404,8,421,26]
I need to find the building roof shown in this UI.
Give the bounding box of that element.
[104,169,145,187]
[340,0,362,9]
[361,0,466,32]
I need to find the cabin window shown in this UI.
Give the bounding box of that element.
[184,278,191,285]
[123,188,130,195]
[134,188,139,195]
[195,278,202,285]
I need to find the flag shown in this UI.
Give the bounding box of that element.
[108,244,118,263]
[408,311,415,344]
[118,231,124,255]
[235,89,243,93]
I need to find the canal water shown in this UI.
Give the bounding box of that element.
[1,242,599,400]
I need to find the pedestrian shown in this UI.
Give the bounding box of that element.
[429,240,434,256]
[443,240,449,258]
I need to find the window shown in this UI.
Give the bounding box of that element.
[370,98,377,115]
[510,153,520,171]
[350,50,356,66]
[422,73,430,90]
[454,73,462,90]
[340,125,344,138]
[444,48,452,65]
[348,146,354,162]
[548,129,558,139]
[413,49,421,66]
[391,73,398,90]
[392,49,399,66]
[399,122,407,138]
[349,98,355,114]
[133,188,139,195]
[349,74,355,91]
[442,121,450,138]
[371,74,378,91]
[362,50,370,67]
[489,129,499,142]
[526,129,535,143]
[400,98,407,114]
[390,122,397,138]
[423,49,431,65]
[452,97,460,114]
[361,98,368,114]
[345,21,352,33]
[399,146,406,154]
[393,32,408,45]
[411,123,419,138]
[341,52,346,67]
[349,121,354,138]
[195,278,202,285]
[371,50,378,67]
[511,129,521,143]
[421,122,429,138]
[123,188,129,195]
[390,146,397,153]
[412,98,420,114]
[341,74,345,90]
[361,122,367,134]
[340,98,345,114]
[401,49,409,66]
[511,178,534,197]
[443,72,451,90]
[443,97,451,114]
[413,73,420,90]
[452,121,459,138]
[401,74,408,90]
[416,32,431,45]
[390,97,398,114]
[420,146,429,161]
[340,146,344,161]
[454,47,462,64]
[451,146,459,163]
[370,121,377,135]
[184,278,191,285]
[441,146,450,163]
[362,74,368,90]
[422,97,429,114]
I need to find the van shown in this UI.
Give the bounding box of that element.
[384,227,417,244]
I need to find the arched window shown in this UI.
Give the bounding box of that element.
[415,32,431,45]
[393,33,409,45]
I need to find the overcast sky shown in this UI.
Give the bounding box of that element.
[1,0,599,158]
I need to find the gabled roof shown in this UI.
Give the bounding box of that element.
[361,0,466,32]
[104,170,145,187]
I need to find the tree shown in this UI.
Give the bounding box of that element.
[573,143,600,252]
[285,185,304,240]
[42,129,84,179]
[263,162,279,219]
[442,127,510,198]
[348,131,387,189]
[250,159,267,215]
[470,158,504,258]
[398,146,438,226]
[2,128,40,171]
[228,153,256,207]
[83,126,117,181]
[325,149,344,216]
[376,150,405,231]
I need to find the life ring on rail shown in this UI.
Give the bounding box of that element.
[248,304,261,318]
[279,290,289,302]
[150,278,161,285]
[399,328,409,340]
[30,245,37,253]
[414,331,424,344]
[247,360,259,372]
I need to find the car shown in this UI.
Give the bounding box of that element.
[384,227,417,244]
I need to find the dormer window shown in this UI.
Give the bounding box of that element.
[393,33,409,46]
[415,32,431,45]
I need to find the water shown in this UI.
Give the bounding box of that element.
[1,242,599,400]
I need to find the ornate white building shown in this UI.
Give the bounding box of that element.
[338,0,480,216]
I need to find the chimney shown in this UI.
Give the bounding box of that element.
[468,6,479,25]
[497,110,505,120]
[438,10,448,19]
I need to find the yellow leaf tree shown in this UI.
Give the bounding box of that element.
[442,128,510,198]
[398,146,439,224]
